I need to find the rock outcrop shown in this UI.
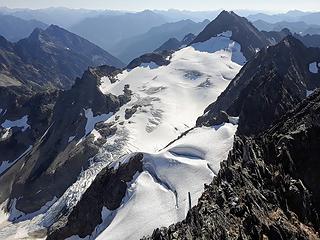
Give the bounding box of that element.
[127,52,171,70]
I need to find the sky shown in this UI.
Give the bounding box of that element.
[0,0,319,12]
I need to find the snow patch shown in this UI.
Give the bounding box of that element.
[306,89,316,97]
[1,128,10,140]
[8,197,57,222]
[191,31,246,65]
[309,62,319,74]
[1,115,30,132]
[84,109,113,136]
[99,76,114,94]
[68,136,75,143]
[139,61,160,69]
[228,116,239,125]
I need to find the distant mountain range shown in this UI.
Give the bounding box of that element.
[253,19,320,35]
[0,25,123,89]
[0,14,47,42]
[69,10,167,53]
[154,33,196,52]
[111,19,210,63]
[0,7,112,28]
[247,10,320,25]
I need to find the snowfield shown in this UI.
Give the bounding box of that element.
[0,33,244,239]
[94,124,237,240]
[98,34,243,153]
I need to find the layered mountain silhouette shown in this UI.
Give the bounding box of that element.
[253,19,320,35]
[112,19,209,63]
[0,14,47,42]
[70,10,167,53]
[155,33,196,52]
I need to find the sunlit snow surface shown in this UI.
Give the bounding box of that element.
[94,124,237,240]
[0,34,244,239]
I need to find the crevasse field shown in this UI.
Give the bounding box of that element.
[0,32,244,240]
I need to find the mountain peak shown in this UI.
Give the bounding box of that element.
[46,24,63,31]
[216,10,238,19]
[191,11,270,60]
[28,27,45,41]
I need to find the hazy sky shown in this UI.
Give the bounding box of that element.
[0,0,319,12]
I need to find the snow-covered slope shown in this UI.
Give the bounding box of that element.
[48,33,244,240]
[98,33,243,153]
[94,124,237,240]
[0,33,244,239]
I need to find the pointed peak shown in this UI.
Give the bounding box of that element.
[29,27,44,39]
[216,10,240,20]
[47,24,62,30]
[45,24,68,34]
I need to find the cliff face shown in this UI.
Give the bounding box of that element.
[146,90,320,240]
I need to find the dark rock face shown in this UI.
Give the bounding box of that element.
[0,65,131,214]
[191,11,271,60]
[0,87,59,169]
[0,25,124,89]
[127,52,171,70]
[262,28,291,44]
[47,153,144,240]
[146,90,320,240]
[154,33,196,53]
[181,33,196,45]
[197,36,320,135]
